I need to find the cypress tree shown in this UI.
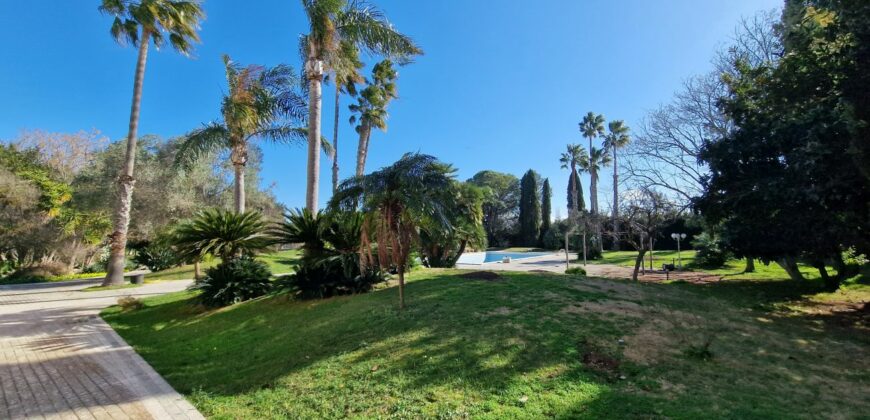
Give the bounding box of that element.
[566,170,585,212]
[540,178,552,245]
[518,170,541,246]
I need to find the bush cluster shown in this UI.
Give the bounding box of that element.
[193,257,273,307]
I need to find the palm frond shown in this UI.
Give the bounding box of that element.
[338,1,423,61]
[174,123,231,171]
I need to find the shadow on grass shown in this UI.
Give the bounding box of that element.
[103,271,663,417]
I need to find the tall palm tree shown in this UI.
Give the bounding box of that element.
[579,146,612,253]
[175,55,309,213]
[559,144,587,214]
[328,41,364,192]
[604,120,630,248]
[330,153,455,309]
[299,0,422,213]
[349,59,398,176]
[579,112,606,214]
[99,0,204,286]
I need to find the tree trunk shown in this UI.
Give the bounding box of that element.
[398,266,406,309]
[814,262,839,290]
[611,148,619,251]
[355,123,371,177]
[648,236,654,270]
[744,257,755,273]
[331,83,340,192]
[632,249,646,281]
[233,162,245,213]
[194,259,201,281]
[305,54,323,213]
[776,257,804,281]
[448,240,469,267]
[103,31,150,286]
[591,171,603,254]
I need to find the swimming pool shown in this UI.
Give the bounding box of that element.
[456,251,552,265]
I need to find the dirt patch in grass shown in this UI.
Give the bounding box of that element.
[623,319,681,364]
[570,279,645,300]
[459,271,502,281]
[787,301,869,332]
[581,351,621,374]
[561,300,646,319]
[482,306,515,317]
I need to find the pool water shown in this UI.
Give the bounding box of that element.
[457,251,551,265]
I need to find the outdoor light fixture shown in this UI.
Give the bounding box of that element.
[671,233,687,269]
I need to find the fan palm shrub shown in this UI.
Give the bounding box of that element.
[171,209,274,306]
[273,209,385,299]
[330,153,456,308]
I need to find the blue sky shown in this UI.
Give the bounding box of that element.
[0,0,781,215]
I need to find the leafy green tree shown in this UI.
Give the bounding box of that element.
[559,144,587,213]
[540,178,552,245]
[330,153,455,308]
[697,2,870,288]
[98,0,204,286]
[175,55,308,213]
[420,182,487,267]
[604,120,630,247]
[467,170,520,247]
[299,0,422,212]
[518,170,541,247]
[349,59,398,176]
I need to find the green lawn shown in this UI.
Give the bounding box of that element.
[82,283,143,292]
[146,249,300,281]
[103,269,869,419]
[591,250,826,281]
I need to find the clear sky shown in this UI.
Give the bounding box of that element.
[0,0,781,215]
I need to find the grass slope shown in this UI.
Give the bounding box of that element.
[103,270,869,419]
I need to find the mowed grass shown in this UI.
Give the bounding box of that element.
[103,269,869,419]
[146,249,300,281]
[592,250,824,281]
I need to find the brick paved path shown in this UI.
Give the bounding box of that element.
[0,279,203,420]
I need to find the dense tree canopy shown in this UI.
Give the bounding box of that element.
[467,170,520,247]
[518,170,541,247]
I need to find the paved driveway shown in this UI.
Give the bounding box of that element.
[0,279,202,420]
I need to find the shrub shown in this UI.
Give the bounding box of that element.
[132,242,177,272]
[2,261,71,284]
[277,258,386,299]
[691,232,731,268]
[117,296,144,311]
[565,266,586,276]
[192,257,273,307]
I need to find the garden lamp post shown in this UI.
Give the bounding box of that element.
[671,233,686,269]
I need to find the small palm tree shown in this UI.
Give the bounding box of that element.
[350,59,398,176]
[175,55,310,213]
[172,209,272,262]
[299,0,423,212]
[330,153,455,309]
[604,120,630,247]
[99,0,204,286]
[559,144,588,213]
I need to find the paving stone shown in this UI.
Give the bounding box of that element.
[0,279,204,420]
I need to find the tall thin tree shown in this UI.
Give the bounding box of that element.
[578,147,612,253]
[328,41,364,192]
[579,112,606,252]
[350,59,398,176]
[540,178,552,245]
[604,120,630,249]
[99,0,204,286]
[559,144,587,213]
[299,0,422,212]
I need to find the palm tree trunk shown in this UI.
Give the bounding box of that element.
[611,147,619,251]
[355,123,371,176]
[305,55,323,212]
[398,266,405,309]
[194,259,201,281]
[103,31,150,286]
[233,162,245,213]
[331,83,340,192]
